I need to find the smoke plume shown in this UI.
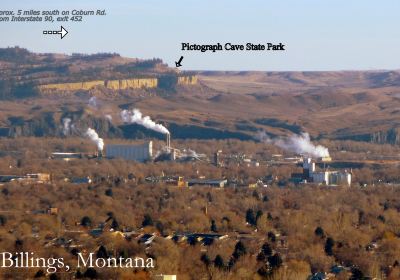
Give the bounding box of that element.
[85,128,104,151]
[88,96,98,109]
[181,149,200,158]
[62,118,72,136]
[257,131,329,158]
[105,114,113,122]
[121,109,170,135]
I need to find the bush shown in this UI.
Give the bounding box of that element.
[105,188,113,197]
[142,214,154,227]
[315,226,325,238]
[83,268,98,279]
[268,253,283,269]
[80,216,92,227]
[0,215,6,226]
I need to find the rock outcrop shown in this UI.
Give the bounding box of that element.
[38,81,104,91]
[105,78,158,90]
[37,75,197,93]
[177,76,198,85]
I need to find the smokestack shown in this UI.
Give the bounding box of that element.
[214,150,222,167]
[166,133,171,151]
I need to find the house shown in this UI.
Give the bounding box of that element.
[89,228,103,238]
[168,233,228,246]
[248,180,268,188]
[138,233,156,245]
[51,152,83,161]
[26,173,51,183]
[187,179,227,188]
[162,276,177,280]
[68,177,92,184]
[0,175,21,183]
[0,173,51,184]
[308,272,327,280]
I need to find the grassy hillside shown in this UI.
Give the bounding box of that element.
[1,48,400,144]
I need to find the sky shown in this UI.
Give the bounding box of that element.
[1,0,399,71]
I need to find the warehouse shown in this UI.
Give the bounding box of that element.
[106,141,153,163]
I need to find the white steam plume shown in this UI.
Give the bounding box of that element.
[257,131,329,158]
[62,118,72,136]
[121,109,169,135]
[88,96,98,109]
[85,128,104,151]
[182,149,200,158]
[105,114,113,122]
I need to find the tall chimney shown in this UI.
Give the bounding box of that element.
[166,133,171,151]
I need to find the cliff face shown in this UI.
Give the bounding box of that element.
[38,81,104,91]
[334,127,400,145]
[105,78,158,90]
[371,128,400,145]
[37,76,197,93]
[38,78,158,92]
[178,76,198,85]
[5,111,122,138]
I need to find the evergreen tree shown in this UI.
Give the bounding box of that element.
[211,219,218,232]
[105,188,113,197]
[246,209,256,226]
[34,270,45,278]
[83,268,98,279]
[315,226,325,238]
[267,231,276,242]
[325,237,335,256]
[268,253,283,269]
[232,241,247,260]
[49,274,59,280]
[201,254,211,266]
[0,215,6,226]
[111,219,119,230]
[96,245,108,258]
[80,216,92,227]
[256,210,263,222]
[261,242,273,256]
[142,214,154,227]
[214,255,224,269]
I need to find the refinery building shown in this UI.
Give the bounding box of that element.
[105,141,153,163]
[303,157,352,186]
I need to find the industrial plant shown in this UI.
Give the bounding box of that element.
[47,107,357,188]
[298,157,352,186]
[106,142,154,163]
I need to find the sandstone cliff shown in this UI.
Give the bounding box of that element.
[105,78,158,90]
[38,80,104,91]
[38,75,197,93]
[177,76,198,85]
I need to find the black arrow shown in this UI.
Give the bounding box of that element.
[175,56,184,67]
[43,26,68,39]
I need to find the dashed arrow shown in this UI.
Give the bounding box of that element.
[43,26,68,39]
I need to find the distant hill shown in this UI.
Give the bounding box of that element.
[1,48,400,144]
[0,47,196,99]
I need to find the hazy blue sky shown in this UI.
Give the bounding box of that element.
[1,0,399,71]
